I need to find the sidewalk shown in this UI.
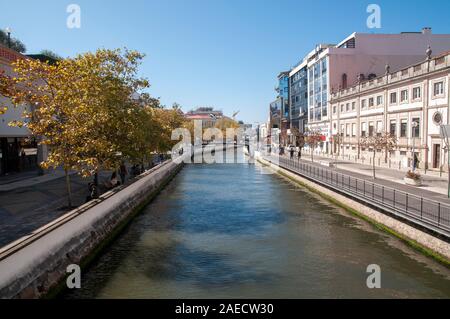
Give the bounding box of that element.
[0,168,75,192]
[278,154,450,204]
[0,169,112,248]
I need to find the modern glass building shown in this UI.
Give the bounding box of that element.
[308,56,328,123]
[289,64,308,132]
[276,72,290,120]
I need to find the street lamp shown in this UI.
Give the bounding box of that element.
[411,121,418,171]
[4,27,11,48]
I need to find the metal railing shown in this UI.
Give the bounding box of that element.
[263,155,450,238]
[0,160,174,261]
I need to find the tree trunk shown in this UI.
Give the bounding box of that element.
[65,168,73,208]
[385,145,388,164]
[372,151,376,179]
[94,171,99,187]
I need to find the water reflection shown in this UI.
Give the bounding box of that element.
[64,162,450,299]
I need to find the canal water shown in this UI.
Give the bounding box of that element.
[64,161,450,298]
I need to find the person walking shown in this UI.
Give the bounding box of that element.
[119,162,128,185]
[413,153,420,171]
[289,147,294,159]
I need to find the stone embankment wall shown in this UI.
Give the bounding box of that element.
[256,154,450,263]
[0,160,182,299]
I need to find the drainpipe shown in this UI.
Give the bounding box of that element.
[447,70,450,180]
[423,75,429,173]
[384,66,389,164]
[357,79,362,160]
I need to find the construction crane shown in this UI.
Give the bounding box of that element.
[232,110,240,120]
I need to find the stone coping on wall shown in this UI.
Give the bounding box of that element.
[0,159,183,299]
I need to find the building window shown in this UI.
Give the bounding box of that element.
[412,118,420,138]
[346,124,350,137]
[369,122,374,136]
[376,95,383,106]
[390,92,397,104]
[433,111,443,125]
[412,87,421,100]
[376,121,383,136]
[340,104,344,112]
[434,81,444,96]
[369,97,374,107]
[361,99,367,109]
[361,122,367,137]
[352,102,356,110]
[341,124,345,136]
[390,120,396,136]
[400,119,407,137]
[346,103,350,111]
[400,89,408,102]
[352,123,356,137]
[333,105,336,114]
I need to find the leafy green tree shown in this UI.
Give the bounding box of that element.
[39,49,63,60]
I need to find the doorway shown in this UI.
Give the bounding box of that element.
[432,144,441,169]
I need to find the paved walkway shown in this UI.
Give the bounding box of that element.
[0,168,75,192]
[0,170,113,248]
[278,153,450,204]
[295,153,450,197]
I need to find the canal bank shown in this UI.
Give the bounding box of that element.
[64,162,450,299]
[255,153,450,266]
[0,159,183,299]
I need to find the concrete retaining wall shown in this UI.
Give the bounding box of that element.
[0,160,182,299]
[256,154,450,262]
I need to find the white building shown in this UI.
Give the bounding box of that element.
[330,50,450,171]
[0,45,40,175]
[306,28,450,154]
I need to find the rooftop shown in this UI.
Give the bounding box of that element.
[331,51,450,100]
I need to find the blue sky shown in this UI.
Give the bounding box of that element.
[1,0,450,124]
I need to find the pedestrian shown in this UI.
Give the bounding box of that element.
[85,182,99,202]
[104,171,119,189]
[119,162,128,185]
[297,147,302,159]
[289,147,294,159]
[413,153,419,171]
[132,164,140,177]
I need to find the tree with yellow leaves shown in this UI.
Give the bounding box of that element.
[0,48,154,208]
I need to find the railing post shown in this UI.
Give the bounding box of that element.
[406,193,408,212]
[393,190,396,207]
[438,203,441,226]
[356,179,358,193]
[372,183,374,199]
[363,180,365,196]
[420,198,423,219]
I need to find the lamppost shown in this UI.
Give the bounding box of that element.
[5,27,11,48]
[411,121,418,171]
